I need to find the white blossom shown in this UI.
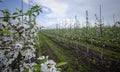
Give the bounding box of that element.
[38,56,45,60]
[41,60,60,72]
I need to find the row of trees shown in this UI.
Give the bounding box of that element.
[43,7,120,53]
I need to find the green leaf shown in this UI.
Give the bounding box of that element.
[16,8,22,13]
[0,10,5,14]
[16,8,20,11]
[1,28,11,35]
[32,14,36,17]
[33,64,41,72]
[13,17,16,20]
[24,68,29,72]
[33,64,40,69]
[0,9,10,22]
[19,10,22,13]
[56,62,67,67]
[27,10,32,15]
[13,12,18,15]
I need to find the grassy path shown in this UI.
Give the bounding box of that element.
[37,32,88,72]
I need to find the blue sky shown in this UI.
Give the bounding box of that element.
[0,0,120,28]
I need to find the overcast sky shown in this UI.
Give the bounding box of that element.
[0,0,120,28]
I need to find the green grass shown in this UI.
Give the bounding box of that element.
[39,32,91,71]
[37,32,82,72]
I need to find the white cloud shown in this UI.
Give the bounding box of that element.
[23,0,29,4]
[23,0,120,27]
[23,0,69,18]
